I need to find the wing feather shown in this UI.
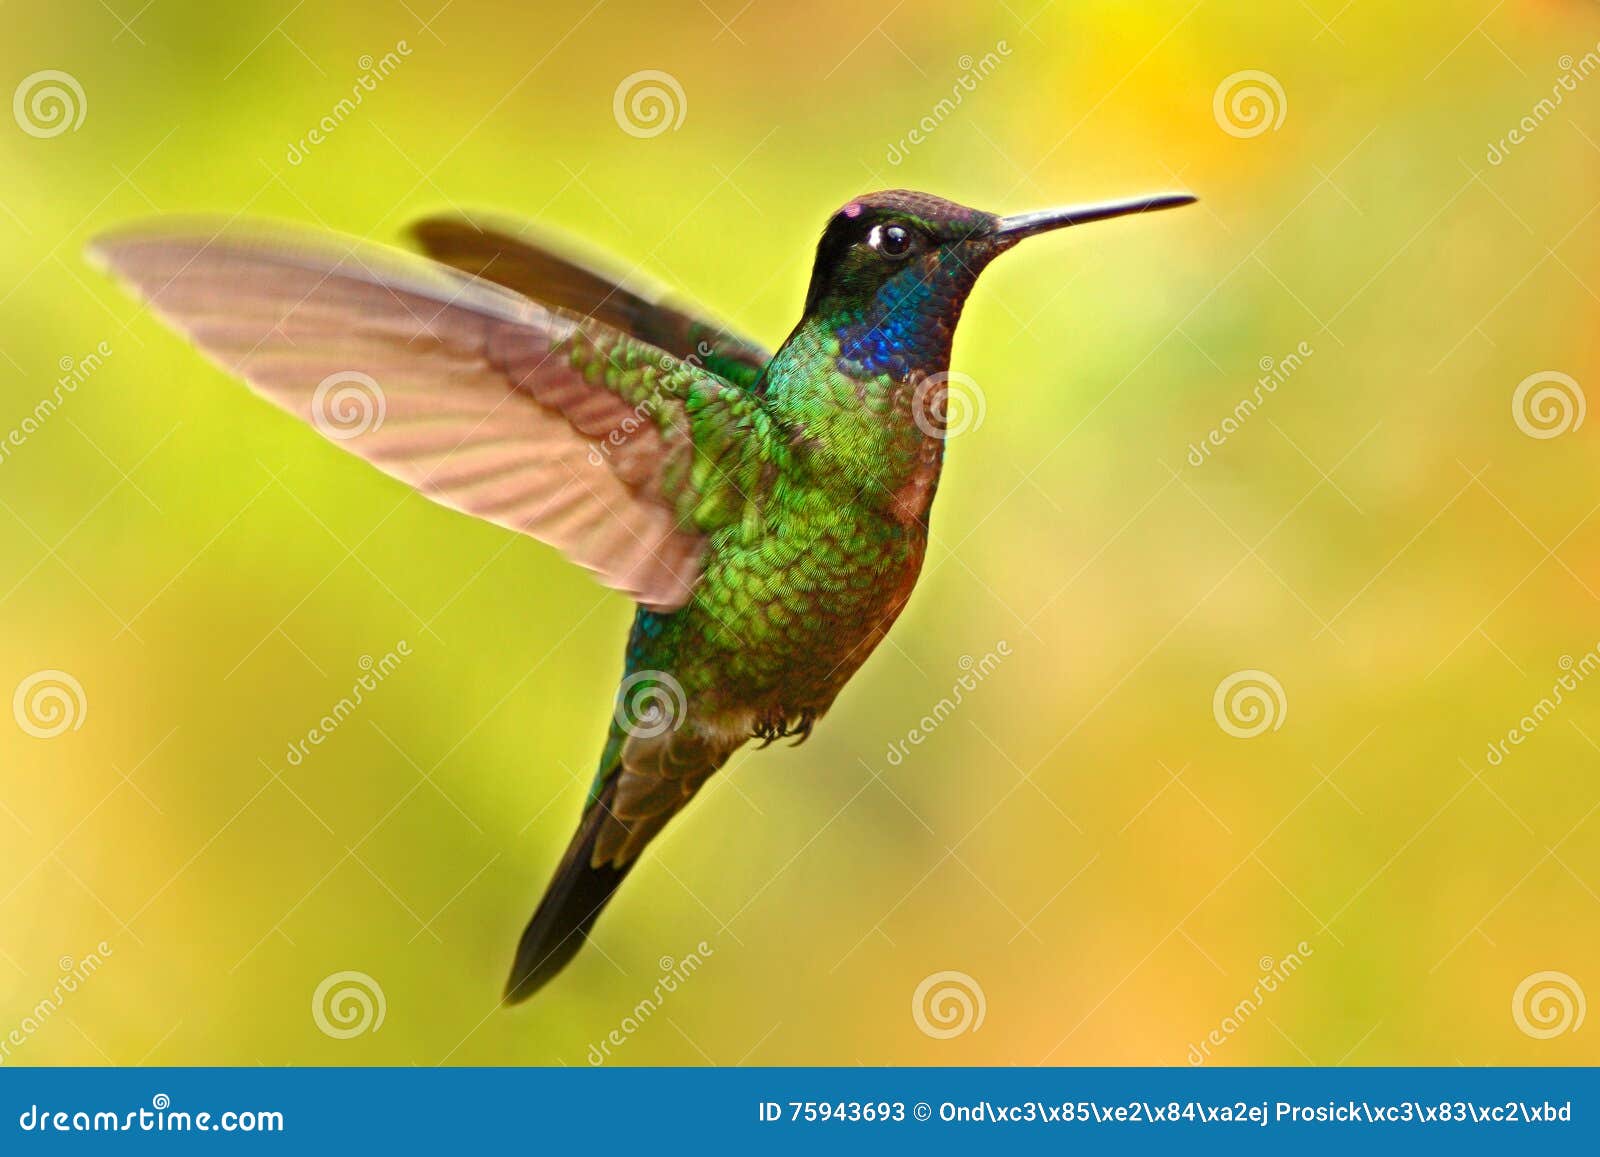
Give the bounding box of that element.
[89,217,776,610]
[408,211,772,390]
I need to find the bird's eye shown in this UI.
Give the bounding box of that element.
[869,222,914,258]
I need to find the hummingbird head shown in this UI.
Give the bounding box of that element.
[800,188,1195,380]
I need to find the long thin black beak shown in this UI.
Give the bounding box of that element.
[994,192,1197,240]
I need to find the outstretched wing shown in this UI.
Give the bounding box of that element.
[408,211,773,391]
[89,218,779,611]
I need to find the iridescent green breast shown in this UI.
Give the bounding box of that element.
[630,480,929,721]
[621,264,964,729]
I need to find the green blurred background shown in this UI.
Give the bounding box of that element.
[3,0,1599,1066]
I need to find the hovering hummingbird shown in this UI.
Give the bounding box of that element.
[90,187,1194,1002]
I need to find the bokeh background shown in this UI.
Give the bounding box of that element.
[3,0,1599,1067]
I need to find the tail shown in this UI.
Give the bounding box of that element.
[503,782,631,1004]
[504,720,730,1003]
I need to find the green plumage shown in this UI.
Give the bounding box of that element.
[495,195,1013,999]
[89,186,1193,1005]
[499,189,1193,1000]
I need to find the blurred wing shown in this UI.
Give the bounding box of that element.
[408,211,772,390]
[89,218,778,611]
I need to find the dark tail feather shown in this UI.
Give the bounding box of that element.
[504,784,631,1004]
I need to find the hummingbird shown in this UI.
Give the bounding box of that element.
[89,187,1194,1003]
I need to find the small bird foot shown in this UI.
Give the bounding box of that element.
[752,707,816,748]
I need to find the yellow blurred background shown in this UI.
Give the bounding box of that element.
[2,0,1598,1066]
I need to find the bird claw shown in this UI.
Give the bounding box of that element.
[752,707,816,748]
